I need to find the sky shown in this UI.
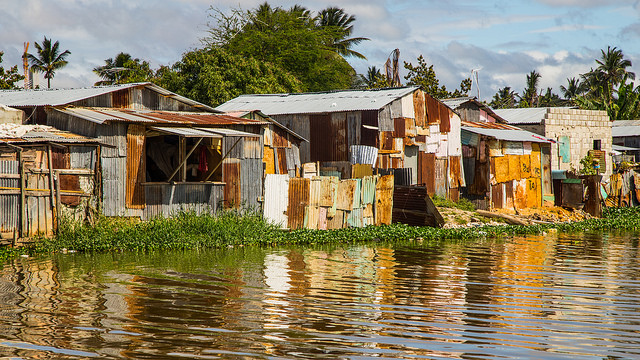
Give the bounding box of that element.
[2,0,640,102]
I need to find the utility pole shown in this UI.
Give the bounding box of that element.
[23,42,30,89]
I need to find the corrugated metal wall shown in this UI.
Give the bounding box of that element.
[143,183,224,220]
[263,174,289,228]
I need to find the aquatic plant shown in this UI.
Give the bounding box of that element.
[3,206,640,258]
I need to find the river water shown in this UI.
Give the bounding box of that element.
[1,231,640,359]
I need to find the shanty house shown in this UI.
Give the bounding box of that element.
[216,86,465,200]
[494,107,612,178]
[0,122,100,239]
[0,83,267,219]
[460,121,554,209]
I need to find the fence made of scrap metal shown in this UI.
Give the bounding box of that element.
[263,174,394,230]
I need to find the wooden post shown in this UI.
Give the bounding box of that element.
[18,150,26,238]
[47,145,57,233]
[54,171,61,228]
[179,137,186,182]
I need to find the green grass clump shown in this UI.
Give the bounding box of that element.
[432,195,476,212]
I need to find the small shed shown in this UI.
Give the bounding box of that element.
[461,121,554,209]
[216,86,465,200]
[612,120,640,163]
[0,123,100,239]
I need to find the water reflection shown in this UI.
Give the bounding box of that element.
[1,232,640,359]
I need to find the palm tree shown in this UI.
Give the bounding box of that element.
[520,70,541,107]
[317,7,369,59]
[93,52,133,86]
[560,77,583,104]
[489,86,517,109]
[27,37,71,88]
[596,46,635,90]
[363,66,388,89]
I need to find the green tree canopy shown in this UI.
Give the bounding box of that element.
[202,2,362,92]
[0,52,24,89]
[157,47,303,107]
[403,55,471,99]
[93,52,157,86]
[489,86,518,109]
[27,36,71,88]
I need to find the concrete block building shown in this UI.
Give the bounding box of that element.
[494,108,612,177]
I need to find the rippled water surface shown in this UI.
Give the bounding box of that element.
[2,231,640,359]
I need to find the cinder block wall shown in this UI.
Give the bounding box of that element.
[544,108,611,177]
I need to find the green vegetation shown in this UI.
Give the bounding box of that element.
[92,52,157,86]
[2,207,640,262]
[0,52,24,89]
[431,195,476,212]
[404,55,472,99]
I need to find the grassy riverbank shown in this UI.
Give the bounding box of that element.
[2,207,640,261]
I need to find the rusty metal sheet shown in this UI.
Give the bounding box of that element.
[360,110,378,147]
[405,117,417,137]
[505,180,514,209]
[346,207,363,228]
[318,176,334,207]
[378,154,390,169]
[393,117,406,138]
[414,90,426,127]
[448,186,459,202]
[526,178,540,208]
[515,178,527,210]
[336,179,357,211]
[309,176,323,207]
[327,209,344,229]
[264,147,276,174]
[223,159,241,209]
[288,177,310,229]
[439,106,451,133]
[381,131,394,150]
[491,183,504,209]
[494,156,509,184]
[542,144,552,195]
[418,152,436,195]
[391,157,403,168]
[449,155,461,188]
[52,147,82,206]
[508,154,521,181]
[530,143,542,178]
[364,203,374,218]
[310,113,348,162]
[126,124,145,209]
[426,95,440,125]
[305,205,319,230]
[352,164,373,179]
[272,127,289,148]
[434,158,448,198]
[328,176,339,217]
[277,148,287,175]
[520,154,531,178]
[375,174,394,225]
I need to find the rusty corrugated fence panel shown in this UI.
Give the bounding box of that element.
[505,180,514,209]
[447,186,459,202]
[309,113,348,162]
[508,155,521,181]
[112,88,130,108]
[374,174,394,225]
[277,148,287,175]
[520,155,531,178]
[393,118,406,138]
[494,156,509,184]
[101,157,126,216]
[288,178,310,230]
[469,160,489,195]
[515,178,527,210]
[52,147,81,206]
[336,179,356,211]
[263,174,289,228]
[414,89,426,127]
[449,155,461,188]
[530,143,542,178]
[419,152,436,195]
[223,159,241,209]
[126,124,145,209]
[0,160,19,235]
[352,164,373,179]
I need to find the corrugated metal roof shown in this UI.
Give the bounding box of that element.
[613,144,640,151]
[0,82,219,112]
[612,120,640,137]
[215,86,420,115]
[442,96,508,123]
[150,126,223,138]
[493,108,550,124]
[0,124,99,144]
[53,107,267,126]
[222,110,308,142]
[461,121,553,143]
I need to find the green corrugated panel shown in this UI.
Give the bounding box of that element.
[352,179,362,209]
[558,136,571,163]
[361,176,376,204]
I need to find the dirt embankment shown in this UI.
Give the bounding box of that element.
[439,206,592,228]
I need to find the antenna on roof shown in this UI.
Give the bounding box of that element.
[471,68,481,100]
